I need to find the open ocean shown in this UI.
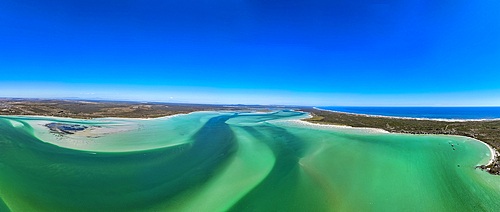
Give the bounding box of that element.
[317,107,500,120]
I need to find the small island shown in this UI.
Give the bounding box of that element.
[45,123,92,134]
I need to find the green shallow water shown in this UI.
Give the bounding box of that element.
[0,110,499,211]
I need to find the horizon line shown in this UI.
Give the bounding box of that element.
[1,97,500,107]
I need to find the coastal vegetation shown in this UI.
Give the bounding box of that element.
[298,107,500,175]
[0,98,273,119]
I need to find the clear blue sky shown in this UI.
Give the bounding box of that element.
[1,0,499,106]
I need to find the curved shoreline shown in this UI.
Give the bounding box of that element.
[314,107,500,122]
[471,137,499,166]
[296,113,499,167]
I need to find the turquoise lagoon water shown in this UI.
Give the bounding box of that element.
[0,110,499,211]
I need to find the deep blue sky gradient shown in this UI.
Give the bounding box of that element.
[1,0,499,105]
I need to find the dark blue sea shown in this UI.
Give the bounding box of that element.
[317,107,500,120]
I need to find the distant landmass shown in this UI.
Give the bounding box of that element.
[319,106,500,120]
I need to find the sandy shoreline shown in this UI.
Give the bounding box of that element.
[0,112,191,121]
[470,137,499,166]
[295,113,499,167]
[283,114,389,134]
[314,107,500,122]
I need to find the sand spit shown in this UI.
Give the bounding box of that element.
[272,113,389,134]
[291,119,389,134]
[69,125,131,137]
